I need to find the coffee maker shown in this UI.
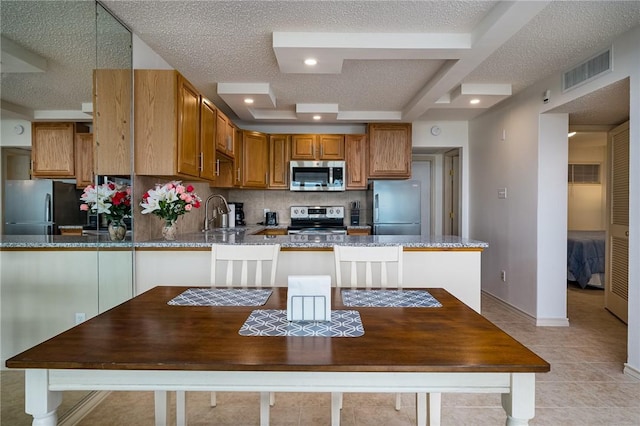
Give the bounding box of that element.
[230,202,245,226]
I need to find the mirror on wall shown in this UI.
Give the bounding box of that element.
[1,1,133,423]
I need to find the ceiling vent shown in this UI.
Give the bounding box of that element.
[563,48,611,92]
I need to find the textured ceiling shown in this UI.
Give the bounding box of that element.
[1,1,638,126]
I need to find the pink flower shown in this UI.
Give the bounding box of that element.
[185,204,192,211]
[80,204,89,211]
[184,195,193,203]
[180,193,188,201]
[186,185,194,192]
[176,185,185,194]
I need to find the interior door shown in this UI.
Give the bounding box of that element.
[605,121,629,323]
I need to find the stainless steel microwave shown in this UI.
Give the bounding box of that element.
[290,160,345,191]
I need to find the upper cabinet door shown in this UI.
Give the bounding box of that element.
[31,122,75,178]
[199,98,217,181]
[367,123,412,179]
[269,134,290,189]
[216,110,235,158]
[242,131,268,188]
[318,134,345,160]
[291,134,316,160]
[93,69,131,176]
[176,75,201,177]
[75,133,94,188]
[345,134,367,189]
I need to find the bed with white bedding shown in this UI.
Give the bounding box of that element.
[567,230,605,289]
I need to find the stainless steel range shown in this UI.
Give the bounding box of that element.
[287,206,347,238]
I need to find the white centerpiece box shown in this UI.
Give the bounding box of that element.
[287,275,331,321]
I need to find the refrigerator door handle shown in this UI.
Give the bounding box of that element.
[374,194,379,222]
[45,193,52,222]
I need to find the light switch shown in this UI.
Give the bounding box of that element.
[498,188,507,199]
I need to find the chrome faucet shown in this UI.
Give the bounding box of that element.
[203,194,231,232]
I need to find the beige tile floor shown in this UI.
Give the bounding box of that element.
[2,284,639,425]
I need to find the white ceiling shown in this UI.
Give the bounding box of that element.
[2,1,639,127]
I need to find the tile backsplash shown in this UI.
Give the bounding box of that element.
[132,177,367,241]
[228,189,367,226]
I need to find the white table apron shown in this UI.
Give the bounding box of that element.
[25,369,536,426]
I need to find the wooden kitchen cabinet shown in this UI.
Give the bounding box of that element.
[345,134,367,189]
[291,134,344,160]
[93,69,131,176]
[216,110,235,158]
[176,74,201,177]
[135,70,217,181]
[75,133,94,188]
[367,123,412,178]
[199,97,217,181]
[347,228,371,236]
[31,122,75,178]
[269,134,290,189]
[241,131,268,188]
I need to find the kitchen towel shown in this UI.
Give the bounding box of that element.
[168,288,272,306]
[341,289,442,307]
[287,275,332,321]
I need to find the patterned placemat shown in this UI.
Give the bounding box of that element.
[168,288,273,306]
[341,289,442,307]
[239,309,364,337]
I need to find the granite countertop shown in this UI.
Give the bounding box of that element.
[0,225,487,250]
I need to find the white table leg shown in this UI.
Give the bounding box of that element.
[501,373,535,426]
[260,391,270,426]
[176,391,186,426]
[25,370,62,426]
[428,393,441,426]
[331,392,342,426]
[154,390,168,426]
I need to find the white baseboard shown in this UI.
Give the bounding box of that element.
[623,363,640,380]
[481,290,569,327]
[536,317,570,327]
[59,391,111,426]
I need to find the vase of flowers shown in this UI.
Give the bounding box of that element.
[140,181,201,240]
[80,181,131,241]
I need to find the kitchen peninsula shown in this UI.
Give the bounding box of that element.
[134,229,487,312]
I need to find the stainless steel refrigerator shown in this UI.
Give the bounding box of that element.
[366,180,421,235]
[4,180,85,235]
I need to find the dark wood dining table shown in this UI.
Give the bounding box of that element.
[6,286,549,426]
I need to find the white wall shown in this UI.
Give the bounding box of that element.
[0,119,32,147]
[469,93,541,319]
[469,25,640,375]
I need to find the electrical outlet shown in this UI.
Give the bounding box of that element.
[500,270,506,282]
[263,208,270,215]
[75,312,86,324]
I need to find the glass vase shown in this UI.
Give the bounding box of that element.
[108,220,127,241]
[162,221,177,241]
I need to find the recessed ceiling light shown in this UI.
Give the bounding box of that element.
[304,58,318,66]
[568,132,577,137]
[469,99,480,105]
[244,98,254,104]
[313,115,322,120]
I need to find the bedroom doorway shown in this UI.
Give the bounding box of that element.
[563,77,629,328]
